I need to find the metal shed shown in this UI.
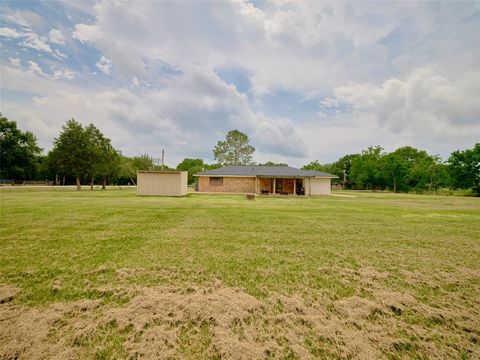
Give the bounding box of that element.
[136,171,188,196]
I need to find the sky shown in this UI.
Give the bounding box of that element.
[1,0,479,167]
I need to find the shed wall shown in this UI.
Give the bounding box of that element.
[137,172,187,196]
[309,177,332,195]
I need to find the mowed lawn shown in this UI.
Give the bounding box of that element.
[0,188,479,359]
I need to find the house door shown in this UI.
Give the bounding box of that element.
[296,178,305,195]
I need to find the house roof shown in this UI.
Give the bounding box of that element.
[195,165,338,178]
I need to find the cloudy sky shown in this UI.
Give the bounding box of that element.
[1,1,479,167]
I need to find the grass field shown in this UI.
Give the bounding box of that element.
[0,188,479,359]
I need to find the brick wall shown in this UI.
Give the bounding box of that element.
[198,176,255,193]
[283,179,294,194]
[259,178,272,192]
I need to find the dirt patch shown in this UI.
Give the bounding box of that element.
[115,267,140,280]
[0,285,20,304]
[335,296,381,319]
[51,279,63,292]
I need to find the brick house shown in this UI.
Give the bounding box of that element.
[195,166,338,195]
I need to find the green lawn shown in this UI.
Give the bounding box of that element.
[1,188,479,359]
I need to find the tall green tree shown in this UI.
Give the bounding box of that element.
[176,158,205,184]
[50,119,90,190]
[349,146,385,189]
[85,124,103,189]
[385,147,450,192]
[381,152,408,192]
[84,124,120,190]
[0,114,42,180]
[98,146,121,189]
[213,130,255,166]
[448,144,480,196]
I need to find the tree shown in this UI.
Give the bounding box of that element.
[176,158,205,184]
[258,161,288,166]
[302,160,336,173]
[84,124,120,190]
[349,146,385,190]
[303,154,359,187]
[204,163,222,170]
[213,130,255,166]
[381,152,408,192]
[85,124,103,190]
[50,119,90,190]
[114,154,154,185]
[448,144,480,196]
[0,114,42,180]
[98,146,121,189]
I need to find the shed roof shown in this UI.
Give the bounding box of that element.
[195,166,338,178]
[137,170,186,174]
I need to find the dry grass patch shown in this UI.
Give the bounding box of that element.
[2,276,479,359]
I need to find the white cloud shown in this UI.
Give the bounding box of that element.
[52,68,76,80]
[131,76,139,87]
[96,56,113,74]
[54,49,67,59]
[0,27,67,59]
[333,67,480,133]
[21,32,53,53]
[0,27,23,38]
[28,61,47,76]
[9,57,21,66]
[1,9,45,29]
[48,29,65,44]
[0,9,67,59]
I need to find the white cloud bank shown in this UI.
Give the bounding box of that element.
[1,64,306,164]
[333,67,480,135]
[1,1,479,165]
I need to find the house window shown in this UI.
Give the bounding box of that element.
[210,177,223,186]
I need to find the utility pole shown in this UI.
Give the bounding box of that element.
[343,162,347,190]
[161,149,164,170]
[151,156,162,170]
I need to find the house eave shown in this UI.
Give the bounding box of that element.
[194,174,255,178]
[195,174,338,179]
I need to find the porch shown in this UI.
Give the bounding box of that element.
[255,177,306,196]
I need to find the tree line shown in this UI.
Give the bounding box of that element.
[1,116,165,189]
[1,115,478,195]
[303,145,479,195]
